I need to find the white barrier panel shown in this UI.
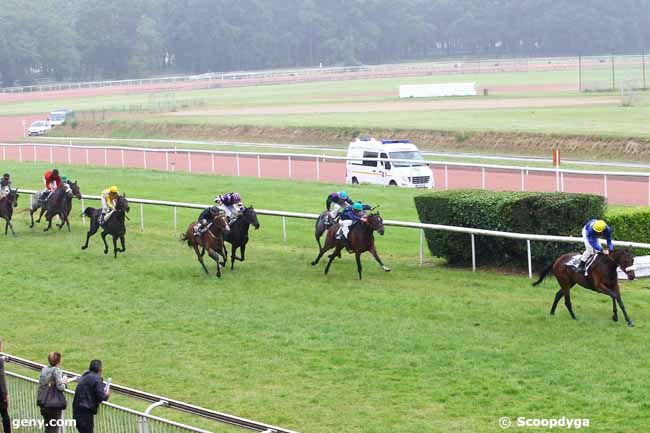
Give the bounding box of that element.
[399,82,477,98]
[618,255,650,279]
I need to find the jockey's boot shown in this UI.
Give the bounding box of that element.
[577,260,587,276]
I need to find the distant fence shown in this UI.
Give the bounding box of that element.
[5,142,650,206]
[2,353,297,433]
[2,53,648,94]
[16,188,650,279]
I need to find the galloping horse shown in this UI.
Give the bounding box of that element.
[30,181,82,232]
[533,249,636,326]
[182,214,230,278]
[223,206,260,270]
[311,212,390,279]
[0,189,19,236]
[81,195,130,258]
[314,211,331,250]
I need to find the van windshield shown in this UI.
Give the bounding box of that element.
[389,151,426,167]
[51,113,66,121]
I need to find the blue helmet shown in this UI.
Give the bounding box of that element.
[353,202,363,211]
[339,191,348,199]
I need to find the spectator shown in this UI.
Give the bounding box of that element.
[72,360,110,433]
[37,352,68,433]
[0,339,10,433]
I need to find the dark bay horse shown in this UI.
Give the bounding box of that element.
[0,189,19,236]
[311,213,390,279]
[533,249,636,326]
[81,195,130,258]
[223,206,260,270]
[182,214,230,278]
[31,181,82,232]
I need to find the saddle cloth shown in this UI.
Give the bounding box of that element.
[566,255,582,268]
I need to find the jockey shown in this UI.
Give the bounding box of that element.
[0,173,11,200]
[41,168,61,203]
[325,191,354,220]
[194,205,221,236]
[336,201,371,240]
[578,219,613,276]
[100,186,120,224]
[214,192,243,220]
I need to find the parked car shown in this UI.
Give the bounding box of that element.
[27,120,51,136]
[346,137,434,188]
[48,109,75,127]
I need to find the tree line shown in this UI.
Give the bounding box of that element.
[2,0,650,86]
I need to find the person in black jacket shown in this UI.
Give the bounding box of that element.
[0,339,10,433]
[72,360,110,433]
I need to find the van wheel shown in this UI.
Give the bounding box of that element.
[351,177,359,185]
[389,180,397,186]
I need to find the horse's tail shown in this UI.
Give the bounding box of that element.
[180,232,191,247]
[532,262,555,286]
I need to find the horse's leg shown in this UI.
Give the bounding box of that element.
[311,241,333,266]
[65,213,71,231]
[231,245,237,270]
[36,207,45,223]
[611,298,618,322]
[29,208,35,228]
[81,222,98,250]
[238,242,246,261]
[550,289,564,315]
[368,245,390,272]
[207,248,221,278]
[57,212,66,230]
[7,220,15,236]
[43,216,53,232]
[615,295,633,327]
[101,231,109,254]
[355,251,363,280]
[4,219,7,236]
[220,242,228,267]
[193,242,210,275]
[563,288,577,320]
[119,235,126,252]
[324,246,343,275]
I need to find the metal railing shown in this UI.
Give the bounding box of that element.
[2,353,298,433]
[15,188,650,279]
[4,142,650,206]
[1,53,643,94]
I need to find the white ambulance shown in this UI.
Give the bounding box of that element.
[345,138,433,188]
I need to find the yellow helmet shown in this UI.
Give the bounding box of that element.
[593,220,607,233]
[109,186,119,194]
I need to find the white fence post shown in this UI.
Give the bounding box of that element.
[316,157,320,181]
[288,156,292,178]
[104,148,108,166]
[85,148,89,165]
[188,152,192,173]
[173,206,177,233]
[257,155,261,178]
[211,153,215,173]
[444,164,448,190]
[603,174,608,198]
[143,149,147,169]
[236,154,240,176]
[527,240,533,279]
[67,145,71,164]
[560,172,565,192]
[18,145,22,162]
[471,234,476,272]
[121,149,125,168]
[520,168,525,191]
[140,203,144,232]
[81,198,86,224]
[419,229,424,267]
[481,167,486,189]
[49,146,53,164]
[555,166,560,192]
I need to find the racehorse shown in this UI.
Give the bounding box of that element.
[311,212,390,279]
[0,189,19,236]
[182,213,230,278]
[223,206,260,270]
[314,211,332,250]
[533,249,636,327]
[30,181,82,232]
[81,195,130,258]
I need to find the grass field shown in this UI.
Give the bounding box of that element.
[5,67,650,140]
[1,161,650,433]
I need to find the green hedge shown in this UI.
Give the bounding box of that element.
[606,208,650,255]
[414,190,606,268]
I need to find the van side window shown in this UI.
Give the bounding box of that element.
[362,152,378,167]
